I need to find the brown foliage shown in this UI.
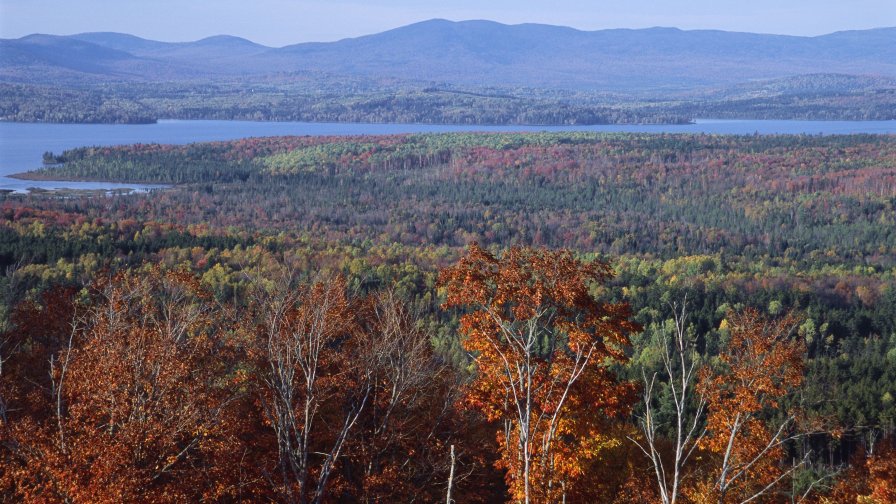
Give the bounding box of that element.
[343,289,466,502]
[1,265,500,503]
[244,272,486,503]
[246,273,369,503]
[0,268,246,502]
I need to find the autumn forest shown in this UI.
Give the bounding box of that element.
[2,132,895,503]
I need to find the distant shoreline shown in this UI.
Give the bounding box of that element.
[0,117,696,127]
[9,171,168,186]
[4,120,896,192]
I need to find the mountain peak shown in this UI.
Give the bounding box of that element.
[193,35,266,48]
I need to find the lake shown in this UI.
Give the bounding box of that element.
[2,119,895,192]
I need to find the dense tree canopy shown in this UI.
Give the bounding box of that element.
[2,131,895,502]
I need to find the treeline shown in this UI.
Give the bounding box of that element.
[667,73,896,121]
[5,78,895,125]
[0,83,156,124]
[666,89,896,121]
[0,82,690,125]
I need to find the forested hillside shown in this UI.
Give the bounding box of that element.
[2,77,894,125]
[0,82,692,125]
[2,132,895,502]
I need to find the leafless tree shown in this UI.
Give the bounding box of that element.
[630,299,706,504]
[253,272,371,504]
[633,303,823,504]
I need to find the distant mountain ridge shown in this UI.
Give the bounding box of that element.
[69,32,269,60]
[2,19,895,91]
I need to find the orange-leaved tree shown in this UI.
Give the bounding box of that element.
[824,437,896,504]
[865,439,896,503]
[439,244,639,503]
[694,308,806,504]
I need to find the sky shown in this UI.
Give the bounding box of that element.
[1,0,895,47]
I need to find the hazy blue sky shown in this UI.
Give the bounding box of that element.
[2,0,894,46]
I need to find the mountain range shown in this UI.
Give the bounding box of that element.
[2,19,895,91]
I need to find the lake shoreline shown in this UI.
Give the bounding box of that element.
[8,171,170,186]
[4,119,896,192]
[2,117,698,127]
